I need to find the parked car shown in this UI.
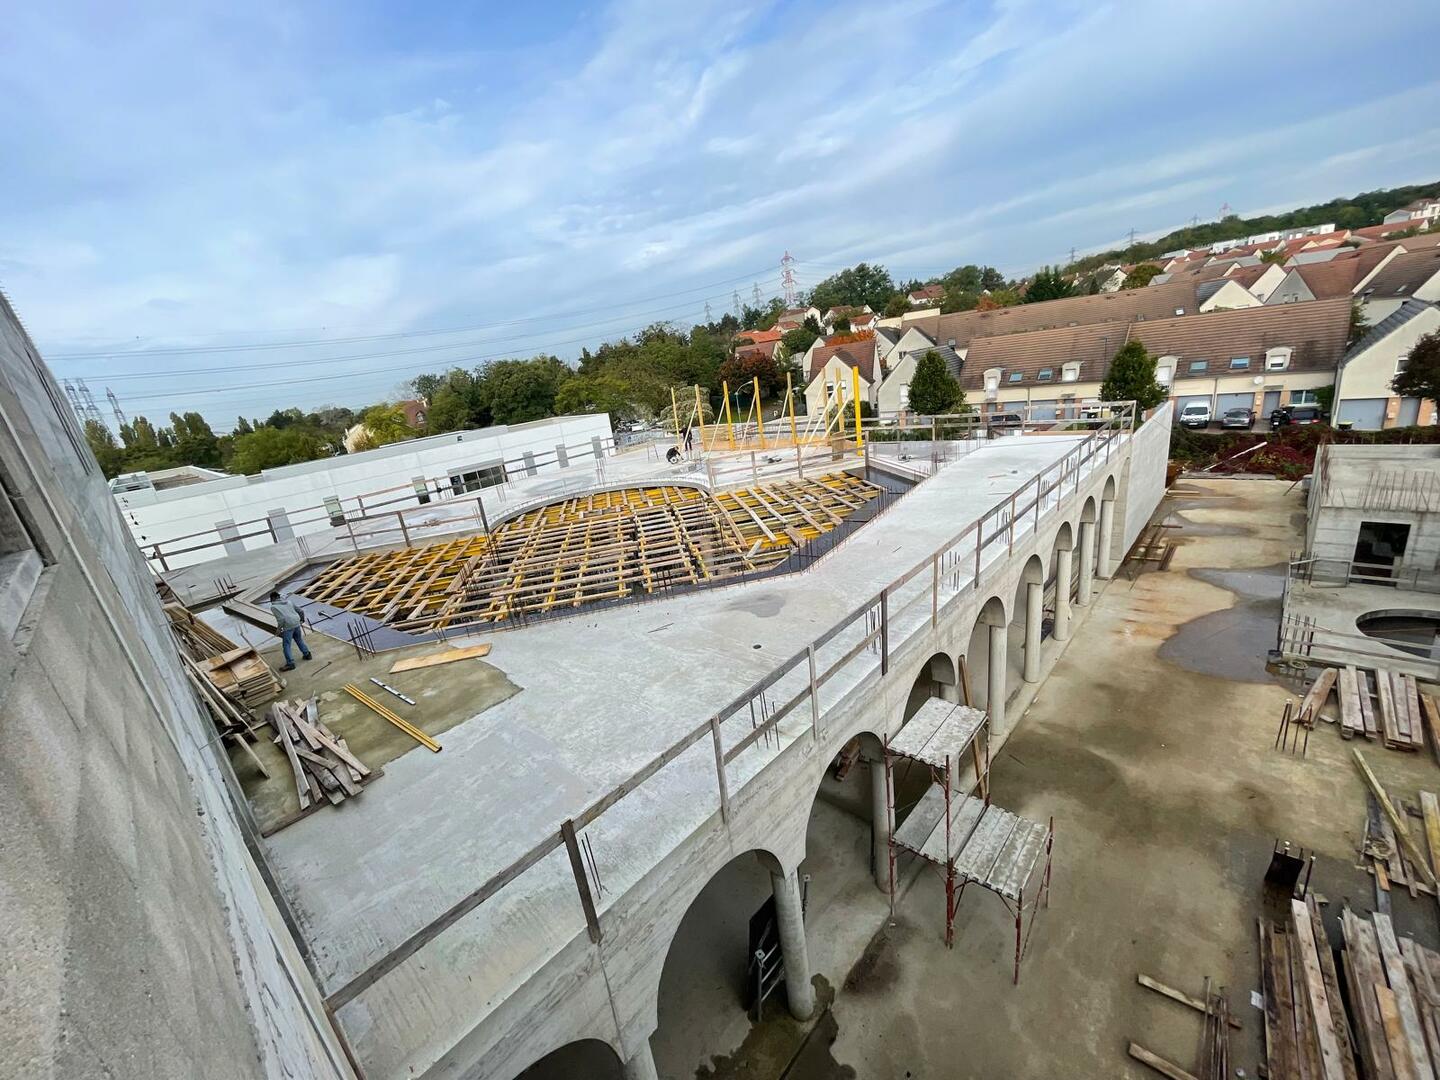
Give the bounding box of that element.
[987,411,1023,431]
[1220,406,1255,430]
[1269,405,1326,429]
[1179,401,1212,428]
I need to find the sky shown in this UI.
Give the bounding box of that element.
[4,0,1440,432]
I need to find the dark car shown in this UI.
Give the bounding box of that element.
[1270,405,1326,428]
[1220,406,1255,430]
[987,411,1023,430]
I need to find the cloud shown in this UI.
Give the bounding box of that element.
[2,0,1439,423]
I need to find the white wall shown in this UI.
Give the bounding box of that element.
[1119,402,1173,553]
[115,414,612,565]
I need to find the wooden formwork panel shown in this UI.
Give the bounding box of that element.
[301,473,883,631]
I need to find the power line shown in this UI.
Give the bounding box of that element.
[47,263,780,361]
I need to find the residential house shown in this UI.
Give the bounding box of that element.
[733,327,784,357]
[1333,300,1440,428]
[398,398,429,428]
[873,326,903,368]
[774,306,822,331]
[1196,278,1267,312]
[907,284,945,307]
[1354,247,1440,322]
[1351,221,1439,243]
[1131,299,1351,422]
[822,305,874,333]
[1229,263,1289,302]
[961,321,1127,419]
[1087,265,1127,292]
[803,336,879,415]
[1383,199,1440,225]
[876,343,963,414]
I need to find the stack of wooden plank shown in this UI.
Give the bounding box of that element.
[1340,908,1440,1079]
[202,646,283,708]
[1258,896,1357,1080]
[1364,791,1436,900]
[165,602,243,661]
[1301,663,1440,754]
[267,698,373,810]
[1378,669,1427,752]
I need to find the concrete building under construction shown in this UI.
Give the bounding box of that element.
[1,288,1171,1079]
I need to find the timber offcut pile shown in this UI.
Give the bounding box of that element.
[267,697,374,810]
[1259,897,1359,1080]
[1339,908,1440,1080]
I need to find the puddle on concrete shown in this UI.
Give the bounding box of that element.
[1156,564,1286,684]
[1162,510,1253,538]
[697,976,854,1080]
[723,591,786,618]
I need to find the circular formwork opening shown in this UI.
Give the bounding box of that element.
[1356,609,1440,659]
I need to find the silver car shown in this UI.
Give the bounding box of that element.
[1220,407,1255,430]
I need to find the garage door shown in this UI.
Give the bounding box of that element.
[1262,390,1281,415]
[1338,398,1387,430]
[1217,392,1254,414]
[1029,399,1058,421]
[1176,394,1212,411]
[1398,397,1422,426]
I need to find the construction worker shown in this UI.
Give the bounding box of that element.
[268,590,313,671]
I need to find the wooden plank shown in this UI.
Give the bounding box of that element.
[1406,676,1425,750]
[388,643,493,673]
[1374,912,1435,1078]
[1340,666,1362,738]
[1126,1043,1199,1080]
[269,706,310,811]
[1380,671,1403,746]
[1290,899,1346,1080]
[1398,937,1440,1078]
[1423,792,1440,889]
[1422,694,1440,765]
[1302,667,1339,726]
[1376,984,1421,1080]
[1342,909,1397,1080]
[1264,919,1300,1080]
[1355,750,1439,888]
[1361,670,1380,739]
[1137,973,1243,1029]
[1308,899,1359,1080]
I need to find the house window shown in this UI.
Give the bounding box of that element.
[1037,368,1054,382]
[984,370,1000,392]
[449,462,505,495]
[1189,360,1209,374]
[1265,348,1292,371]
[1008,371,1023,383]
[1290,389,1319,405]
[899,385,910,407]
[1061,363,1080,382]
[1397,355,1410,375]
[1157,366,1172,385]
[1229,357,1250,370]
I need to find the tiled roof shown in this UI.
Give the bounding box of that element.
[1128,297,1352,374]
[909,280,1201,349]
[1352,221,1440,241]
[737,328,783,344]
[909,284,944,300]
[960,321,1129,390]
[1345,298,1434,360]
[735,340,780,360]
[1360,247,1440,298]
[1288,259,1366,299]
[808,335,878,382]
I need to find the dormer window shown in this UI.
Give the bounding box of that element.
[1061,362,1080,382]
[1265,347,1292,371]
[984,368,1001,392]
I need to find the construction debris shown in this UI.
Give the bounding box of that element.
[1130,973,1235,1080]
[343,683,440,752]
[388,643,492,673]
[166,602,282,708]
[1339,908,1440,1080]
[300,474,883,632]
[1283,664,1433,754]
[267,697,373,811]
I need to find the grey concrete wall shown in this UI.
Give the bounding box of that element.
[1116,403,1174,557]
[443,439,1133,1080]
[0,294,352,1079]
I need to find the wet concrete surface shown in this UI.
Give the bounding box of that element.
[781,477,1440,1079]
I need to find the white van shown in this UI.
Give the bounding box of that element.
[1179,401,1212,429]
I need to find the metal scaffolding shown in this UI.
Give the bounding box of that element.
[886,697,1054,983]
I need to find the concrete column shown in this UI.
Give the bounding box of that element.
[987,622,1007,737]
[1023,581,1043,683]
[1054,553,1073,642]
[771,867,815,1020]
[1096,498,1115,579]
[1077,522,1095,606]
[622,1043,659,1080]
[939,678,961,704]
[870,760,891,892]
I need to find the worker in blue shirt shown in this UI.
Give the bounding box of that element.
[268,590,313,671]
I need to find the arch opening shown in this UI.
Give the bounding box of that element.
[514,1039,623,1080]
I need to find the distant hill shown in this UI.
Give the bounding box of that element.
[1067,179,1440,275]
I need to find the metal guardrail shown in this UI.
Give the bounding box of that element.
[1288,555,1440,595]
[322,400,1141,1013]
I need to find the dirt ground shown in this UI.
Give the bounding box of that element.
[779,476,1440,1079]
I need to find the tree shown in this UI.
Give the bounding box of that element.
[802,315,822,335]
[479,355,572,425]
[883,293,913,318]
[807,263,895,313]
[169,411,221,468]
[1023,266,1075,303]
[1099,340,1167,410]
[941,291,981,314]
[1121,264,1163,289]
[832,316,851,334]
[228,426,329,474]
[350,403,412,451]
[979,266,1006,291]
[1392,330,1440,405]
[976,289,1020,310]
[781,327,819,357]
[942,265,982,294]
[83,419,127,477]
[1348,298,1371,348]
[719,351,784,398]
[554,373,648,424]
[908,350,964,415]
[234,416,253,435]
[1258,248,1288,265]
